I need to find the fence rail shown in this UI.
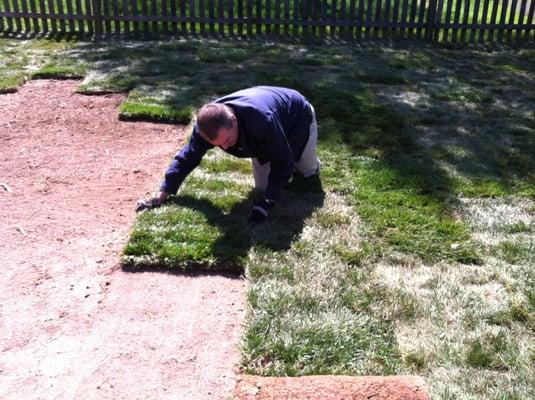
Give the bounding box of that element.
[1,0,534,43]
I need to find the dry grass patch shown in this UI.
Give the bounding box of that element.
[373,195,535,399]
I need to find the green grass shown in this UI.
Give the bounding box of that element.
[1,36,534,399]
[0,39,77,90]
[119,101,193,123]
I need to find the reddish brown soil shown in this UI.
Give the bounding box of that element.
[235,375,431,400]
[0,80,245,399]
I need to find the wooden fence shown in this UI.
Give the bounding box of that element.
[1,0,534,43]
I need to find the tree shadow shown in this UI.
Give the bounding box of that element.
[61,38,533,204]
[372,45,535,195]
[123,173,325,274]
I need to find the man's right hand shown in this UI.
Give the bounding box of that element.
[136,197,161,212]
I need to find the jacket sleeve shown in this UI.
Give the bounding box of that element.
[261,115,295,201]
[160,127,213,195]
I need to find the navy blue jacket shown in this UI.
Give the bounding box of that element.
[161,86,313,200]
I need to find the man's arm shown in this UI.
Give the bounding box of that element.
[137,127,212,211]
[160,127,213,195]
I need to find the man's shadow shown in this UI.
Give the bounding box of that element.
[123,174,325,275]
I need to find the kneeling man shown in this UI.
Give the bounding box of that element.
[138,86,320,222]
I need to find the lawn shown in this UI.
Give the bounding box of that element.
[1,36,533,399]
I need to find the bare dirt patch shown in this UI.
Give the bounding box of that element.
[234,375,431,400]
[0,80,245,399]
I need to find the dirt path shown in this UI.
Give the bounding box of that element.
[0,80,245,400]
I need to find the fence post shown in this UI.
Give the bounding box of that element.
[425,0,438,41]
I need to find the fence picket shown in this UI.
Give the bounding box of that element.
[77,0,85,34]
[65,0,75,33]
[487,0,498,40]
[121,0,129,34]
[209,0,215,34]
[217,0,223,34]
[383,0,391,37]
[236,0,242,34]
[469,0,481,42]
[399,0,409,38]
[348,0,355,37]
[302,0,308,36]
[525,0,535,41]
[179,0,185,33]
[48,0,57,32]
[414,0,426,39]
[141,0,149,33]
[408,0,418,37]
[339,0,347,37]
[169,0,177,33]
[451,0,461,42]
[437,0,446,41]
[416,0,426,39]
[151,0,158,33]
[498,0,509,41]
[12,0,23,31]
[245,0,252,35]
[431,0,442,42]
[4,0,13,32]
[507,0,518,42]
[274,0,280,35]
[478,0,490,42]
[198,0,204,34]
[373,0,382,38]
[517,0,528,42]
[442,0,452,41]
[319,0,325,36]
[391,0,400,36]
[459,0,469,42]
[20,0,31,32]
[189,0,197,34]
[293,0,302,36]
[256,0,261,34]
[309,0,316,36]
[330,0,336,37]
[161,0,168,33]
[29,0,39,33]
[131,0,139,34]
[103,0,112,34]
[265,0,270,34]
[58,0,67,32]
[228,0,233,35]
[282,0,288,35]
[84,0,92,34]
[365,0,373,37]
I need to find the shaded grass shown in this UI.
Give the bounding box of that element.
[0,38,79,90]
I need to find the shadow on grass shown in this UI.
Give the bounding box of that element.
[45,37,533,198]
[122,174,325,274]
